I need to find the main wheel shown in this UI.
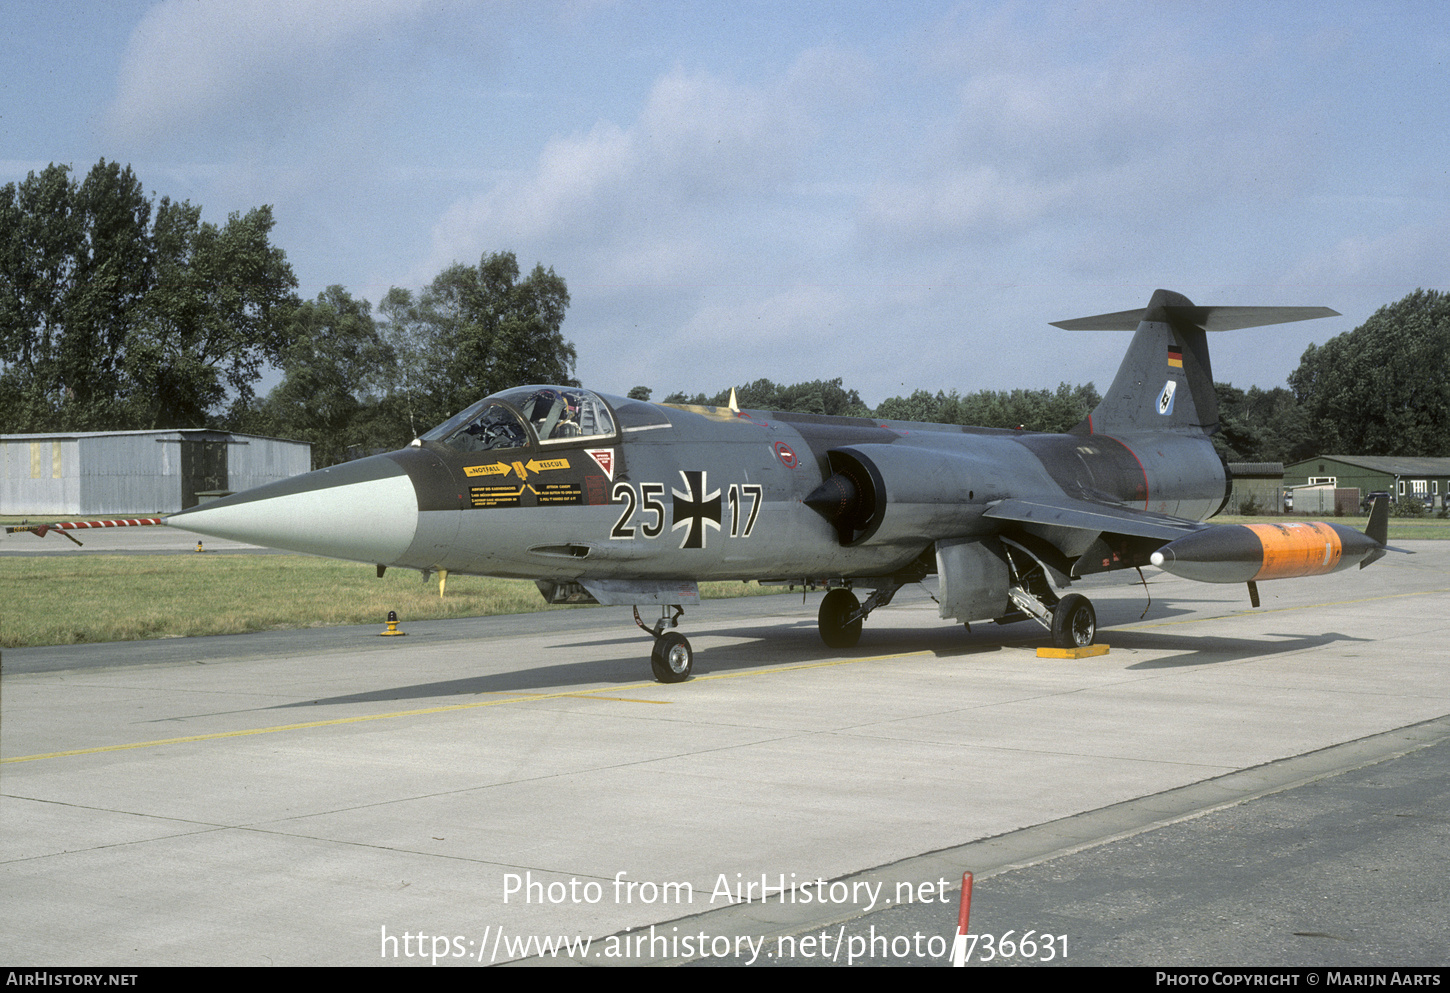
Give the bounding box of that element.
[650,631,693,682]
[818,588,863,648]
[1051,594,1096,649]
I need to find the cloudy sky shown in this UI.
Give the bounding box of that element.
[5,1,1447,407]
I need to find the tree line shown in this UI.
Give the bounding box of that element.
[643,300,1450,465]
[1,160,295,431]
[3,160,1446,469]
[651,379,1105,437]
[1,161,574,467]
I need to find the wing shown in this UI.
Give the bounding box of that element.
[982,495,1214,579]
[982,496,1210,542]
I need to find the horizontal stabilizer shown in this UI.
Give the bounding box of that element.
[1052,304,1339,332]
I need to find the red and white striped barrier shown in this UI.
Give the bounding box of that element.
[5,517,164,545]
[21,518,163,531]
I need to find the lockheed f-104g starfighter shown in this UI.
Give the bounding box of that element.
[16,290,1398,683]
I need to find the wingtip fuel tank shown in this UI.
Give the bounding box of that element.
[1149,515,1388,585]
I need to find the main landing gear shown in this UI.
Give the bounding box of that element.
[635,605,693,683]
[811,551,1098,652]
[1049,594,1096,649]
[1005,555,1097,649]
[816,582,903,649]
[817,579,1096,650]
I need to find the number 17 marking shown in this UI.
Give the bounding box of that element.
[727,484,762,537]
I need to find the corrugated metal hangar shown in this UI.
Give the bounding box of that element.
[1,429,310,516]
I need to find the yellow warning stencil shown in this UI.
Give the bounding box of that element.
[464,462,514,478]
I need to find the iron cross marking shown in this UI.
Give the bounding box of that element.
[671,470,722,549]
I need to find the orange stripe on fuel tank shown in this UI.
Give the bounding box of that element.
[1245,522,1343,580]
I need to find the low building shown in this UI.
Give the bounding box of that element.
[1,429,310,517]
[1225,462,1284,515]
[1283,455,1450,511]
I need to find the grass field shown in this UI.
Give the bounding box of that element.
[0,554,784,649]
[1212,513,1450,540]
[4,510,1443,650]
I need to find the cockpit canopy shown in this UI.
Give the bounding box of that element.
[420,386,617,453]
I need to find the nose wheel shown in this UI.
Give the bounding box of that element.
[650,631,693,683]
[635,605,693,683]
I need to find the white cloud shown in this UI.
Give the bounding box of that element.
[587,236,717,292]
[862,166,1075,241]
[857,7,1314,251]
[418,63,816,278]
[1279,223,1450,297]
[106,0,440,144]
[677,282,852,350]
[639,70,806,194]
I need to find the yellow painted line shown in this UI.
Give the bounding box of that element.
[2,686,678,764]
[559,694,671,705]
[3,649,934,765]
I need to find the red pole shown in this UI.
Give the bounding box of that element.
[952,871,974,966]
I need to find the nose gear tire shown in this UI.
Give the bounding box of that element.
[651,631,694,682]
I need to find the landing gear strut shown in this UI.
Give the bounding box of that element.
[1004,552,1097,649]
[635,605,693,682]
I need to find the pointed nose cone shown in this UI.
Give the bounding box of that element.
[166,454,419,564]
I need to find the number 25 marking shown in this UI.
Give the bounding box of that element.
[610,482,636,538]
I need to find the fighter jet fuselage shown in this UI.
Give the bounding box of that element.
[38,289,1385,683]
[161,382,1228,603]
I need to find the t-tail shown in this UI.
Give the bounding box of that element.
[1053,289,1339,437]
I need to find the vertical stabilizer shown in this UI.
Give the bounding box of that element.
[1358,495,1402,569]
[1364,493,1390,546]
[1065,289,1216,435]
[1051,290,1339,437]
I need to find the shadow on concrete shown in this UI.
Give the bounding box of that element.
[214,583,1356,711]
[1109,629,1372,669]
[266,622,1015,710]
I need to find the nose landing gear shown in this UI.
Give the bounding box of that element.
[635,605,693,682]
